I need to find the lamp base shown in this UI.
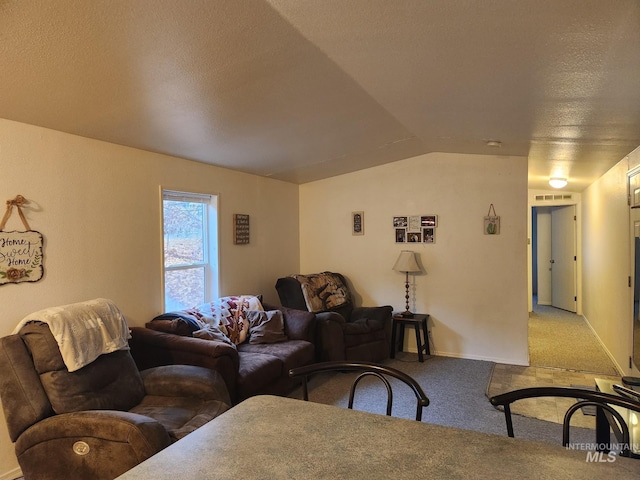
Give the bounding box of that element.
[400,311,414,318]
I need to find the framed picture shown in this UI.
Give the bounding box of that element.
[423,228,435,244]
[407,231,422,243]
[408,215,421,233]
[421,215,437,228]
[395,228,406,243]
[393,216,408,228]
[352,211,364,235]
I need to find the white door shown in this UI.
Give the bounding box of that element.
[536,208,552,305]
[551,205,577,312]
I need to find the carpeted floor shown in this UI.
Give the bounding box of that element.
[288,353,597,447]
[529,303,618,375]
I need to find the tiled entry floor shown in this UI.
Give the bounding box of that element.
[486,364,622,429]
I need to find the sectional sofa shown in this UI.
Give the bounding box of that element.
[129,302,316,403]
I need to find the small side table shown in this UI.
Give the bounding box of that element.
[390,313,431,362]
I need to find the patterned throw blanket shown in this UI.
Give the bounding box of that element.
[292,272,350,313]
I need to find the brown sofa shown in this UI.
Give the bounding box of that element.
[0,321,231,480]
[129,303,316,403]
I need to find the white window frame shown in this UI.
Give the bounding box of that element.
[161,189,219,311]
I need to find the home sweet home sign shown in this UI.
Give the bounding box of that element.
[0,195,44,286]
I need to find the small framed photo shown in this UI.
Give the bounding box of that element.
[421,215,438,228]
[393,216,408,228]
[408,215,421,233]
[407,231,422,243]
[395,228,406,243]
[352,211,364,236]
[423,228,435,244]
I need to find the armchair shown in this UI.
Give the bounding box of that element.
[0,318,231,480]
[276,272,393,362]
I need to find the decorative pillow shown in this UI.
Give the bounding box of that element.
[210,295,263,345]
[246,310,288,344]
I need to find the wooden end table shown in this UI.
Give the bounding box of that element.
[390,313,431,362]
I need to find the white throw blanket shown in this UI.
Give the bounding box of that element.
[12,298,131,372]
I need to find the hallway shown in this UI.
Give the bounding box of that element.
[486,301,622,426]
[529,301,618,376]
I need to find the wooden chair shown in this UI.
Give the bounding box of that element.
[490,386,640,457]
[289,360,429,421]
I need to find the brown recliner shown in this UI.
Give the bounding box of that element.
[276,272,393,362]
[0,321,231,480]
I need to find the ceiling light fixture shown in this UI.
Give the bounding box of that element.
[486,140,502,148]
[549,177,568,189]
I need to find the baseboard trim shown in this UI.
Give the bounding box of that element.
[582,313,624,376]
[433,350,529,366]
[0,466,22,480]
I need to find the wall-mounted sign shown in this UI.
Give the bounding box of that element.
[233,214,250,245]
[0,230,44,285]
[0,195,44,285]
[352,211,364,235]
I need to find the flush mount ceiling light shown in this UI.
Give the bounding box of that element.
[549,177,568,189]
[486,140,502,148]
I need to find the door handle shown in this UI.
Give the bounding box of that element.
[550,259,555,264]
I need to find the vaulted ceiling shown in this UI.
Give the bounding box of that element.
[2,0,640,190]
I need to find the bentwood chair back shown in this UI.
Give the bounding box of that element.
[289,360,429,421]
[490,386,640,457]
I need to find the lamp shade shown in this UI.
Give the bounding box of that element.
[393,250,421,273]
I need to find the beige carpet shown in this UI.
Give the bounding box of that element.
[528,304,618,376]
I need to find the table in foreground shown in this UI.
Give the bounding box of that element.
[117,395,640,480]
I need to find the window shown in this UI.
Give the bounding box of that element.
[162,190,218,311]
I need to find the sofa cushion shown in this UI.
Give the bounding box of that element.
[236,352,282,400]
[238,340,314,374]
[130,396,230,441]
[246,310,288,344]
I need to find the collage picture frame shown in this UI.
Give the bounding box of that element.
[393,215,438,243]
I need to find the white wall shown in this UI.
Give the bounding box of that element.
[582,149,640,376]
[299,152,529,365]
[0,119,300,475]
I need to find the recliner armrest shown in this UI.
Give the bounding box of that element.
[315,312,347,361]
[15,410,171,480]
[129,327,239,368]
[128,327,240,401]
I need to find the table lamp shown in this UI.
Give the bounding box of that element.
[393,250,421,318]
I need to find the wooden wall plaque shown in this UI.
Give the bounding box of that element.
[233,214,250,244]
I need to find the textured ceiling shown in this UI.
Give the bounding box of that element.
[1,0,639,190]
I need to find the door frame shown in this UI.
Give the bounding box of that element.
[550,204,577,312]
[527,190,582,315]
